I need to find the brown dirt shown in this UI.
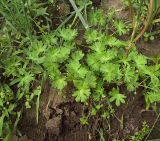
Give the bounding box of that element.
[138,39,160,57]
[108,87,156,140]
[16,83,90,141]
[15,83,160,141]
[101,0,130,19]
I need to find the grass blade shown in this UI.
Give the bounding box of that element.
[69,0,89,29]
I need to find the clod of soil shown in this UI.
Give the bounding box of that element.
[138,40,160,57]
[45,116,61,136]
[101,0,130,19]
[17,86,90,141]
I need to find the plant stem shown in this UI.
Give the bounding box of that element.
[144,112,160,141]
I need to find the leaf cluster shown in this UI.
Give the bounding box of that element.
[0,5,160,140]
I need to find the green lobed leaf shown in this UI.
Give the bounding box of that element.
[73,88,91,102]
[124,66,139,91]
[85,30,104,43]
[89,9,106,26]
[87,53,101,71]
[100,63,122,82]
[114,20,127,36]
[145,90,160,109]
[53,76,67,90]
[109,88,126,106]
[58,28,77,41]
[134,54,147,69]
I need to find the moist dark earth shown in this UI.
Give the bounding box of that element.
[12,0,160,141]
[14,81,160,141]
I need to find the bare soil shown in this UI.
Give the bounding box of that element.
[16,84,90,141]
[15,83,160,141]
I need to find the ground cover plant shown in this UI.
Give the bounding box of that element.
[0,0,160,140]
